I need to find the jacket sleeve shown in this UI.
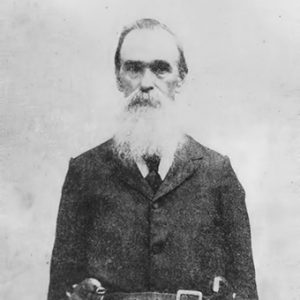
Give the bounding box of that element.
[220,157,258,300]
[48,158,89,300]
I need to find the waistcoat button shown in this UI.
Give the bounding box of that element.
[151,243,164,254]
[152,203,159,209]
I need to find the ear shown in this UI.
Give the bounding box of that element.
[175,77,184,94]
[116,75,124,92]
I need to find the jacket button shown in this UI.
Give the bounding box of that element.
[151,242,164,254]
[151,203,159,209]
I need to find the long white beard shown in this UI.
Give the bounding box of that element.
[113,88,185,161]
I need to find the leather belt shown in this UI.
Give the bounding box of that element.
[103,291,203,300]
[69,277,235,300]
[104,292,176,300]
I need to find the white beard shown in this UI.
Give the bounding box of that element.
[113,88,186,162]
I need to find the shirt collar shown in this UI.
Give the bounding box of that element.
[135,153,174,180]
[134,136,186,179]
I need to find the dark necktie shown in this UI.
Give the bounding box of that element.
[143,154,163,193]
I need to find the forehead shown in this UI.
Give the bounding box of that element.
[120,28,180,63]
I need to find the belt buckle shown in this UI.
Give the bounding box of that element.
[176,290,202,300]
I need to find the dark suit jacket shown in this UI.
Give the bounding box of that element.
[48,136,258,300]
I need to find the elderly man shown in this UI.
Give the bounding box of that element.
[48,19,258,300]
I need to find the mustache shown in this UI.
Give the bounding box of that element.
[125,90,161,111]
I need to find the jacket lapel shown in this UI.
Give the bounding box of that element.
[152,136,204,202]
[111,152,154,200]
[106,136,204,202]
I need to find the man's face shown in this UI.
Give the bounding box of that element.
[118,28,183,108]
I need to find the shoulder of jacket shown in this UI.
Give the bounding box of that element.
[69,138,115,169]
[186,135,229,167]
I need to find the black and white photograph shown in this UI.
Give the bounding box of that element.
[0,1,299,300]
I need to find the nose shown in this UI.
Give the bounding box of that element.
[140,69,154,93]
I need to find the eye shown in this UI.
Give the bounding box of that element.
[150,61,171,75]
[123,62,143,74]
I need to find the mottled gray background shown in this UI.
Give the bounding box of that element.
[0,0,299,299]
